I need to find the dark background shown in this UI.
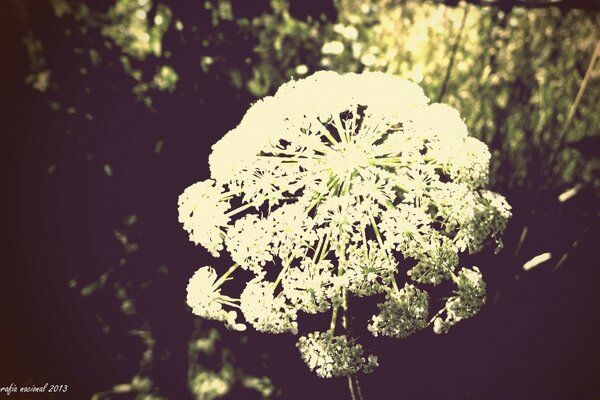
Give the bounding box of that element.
[1,1,599,399]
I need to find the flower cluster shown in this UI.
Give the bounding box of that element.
[432,267,487,334]
[297,331,378,378]
[179,71,511,377]
[368,283,429,338]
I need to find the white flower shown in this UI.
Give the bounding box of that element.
[268,203,319,262]
[282,259,336,314]
[407,103,468,142]
[342,240,396,296]
[296,331,378,378]
[433,266,486,334]
[178,180,230,257]
[240,279,298,334]
[408,234,459,285]
[368,283,429,338]
[180,71,511,377]
[186,266,246,331]
[379,204,431,258]
[225,214,274,275]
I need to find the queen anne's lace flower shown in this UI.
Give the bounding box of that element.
[297,331,378,378]
[225,214,274,275]
[408,234,459,285]
[240,279,298,334]
[178,180,230,257]
[282,259,335,314]
[179,71,511,377]
[433,267,487,334]
[368,283,429,338]
[186,267,246,331]
[342,240,396,296]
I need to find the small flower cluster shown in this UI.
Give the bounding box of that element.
[433,267,487,334]
[297,331,378,378]
[179,71,511,377]
[368,283,429,338]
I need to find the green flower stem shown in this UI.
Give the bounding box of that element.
[427,309,445,328]
[361,225,368,247]
[225,202,254,218]
[333,113,350,143]
[320,124,339,146]
[391,274,400,293]
[347,376,358,400]
[214,263,240,288]
[318,231,331,263]
[306,191,326,215]
[217,296,242,309]
[339,176,351,197]
[312,234,325,263]
[329,238,344,336]
[329,303,339,334]
[327,174,341,192]
[368,157,409,166]
[220,193,235,201]
[339,239,349,331]
[273,265,289,290]
[342,285,349,331]
[369,212,385,250]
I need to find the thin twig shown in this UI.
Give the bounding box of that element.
[354,375,365,400]
[546,39,600,176]
[437,3,470,103]
[347,376,357,400]
[430,0,600,11]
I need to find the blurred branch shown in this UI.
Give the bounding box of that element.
[432,0,600,11]
[437,3,470,103]
[562,40,600,137]
[547,39,600,174]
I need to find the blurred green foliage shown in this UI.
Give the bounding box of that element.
[16,0,600,398]
[35,0,600,193]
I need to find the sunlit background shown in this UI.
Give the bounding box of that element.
[2,0,600,398]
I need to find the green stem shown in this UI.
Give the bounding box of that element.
[273,265,289,289]
[214,263,240,288]
[339,238,349,331]
[225,202,254,218]
[369,213,385,250]
[313,234,325,263]
[329,304,339,334]
[306,191,326,215]
[320,124,339,146]
[347,376,357,400]
[368,157,409,166]
[333,113,350,143]
[318,231,331,263]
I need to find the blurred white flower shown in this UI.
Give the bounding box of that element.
[360,53,376,67]
[333,24,359,41]
[321,40,345,55]
[295,64,308,75]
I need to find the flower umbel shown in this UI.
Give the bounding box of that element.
[297,331,378,378]
[180,71,511,377]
